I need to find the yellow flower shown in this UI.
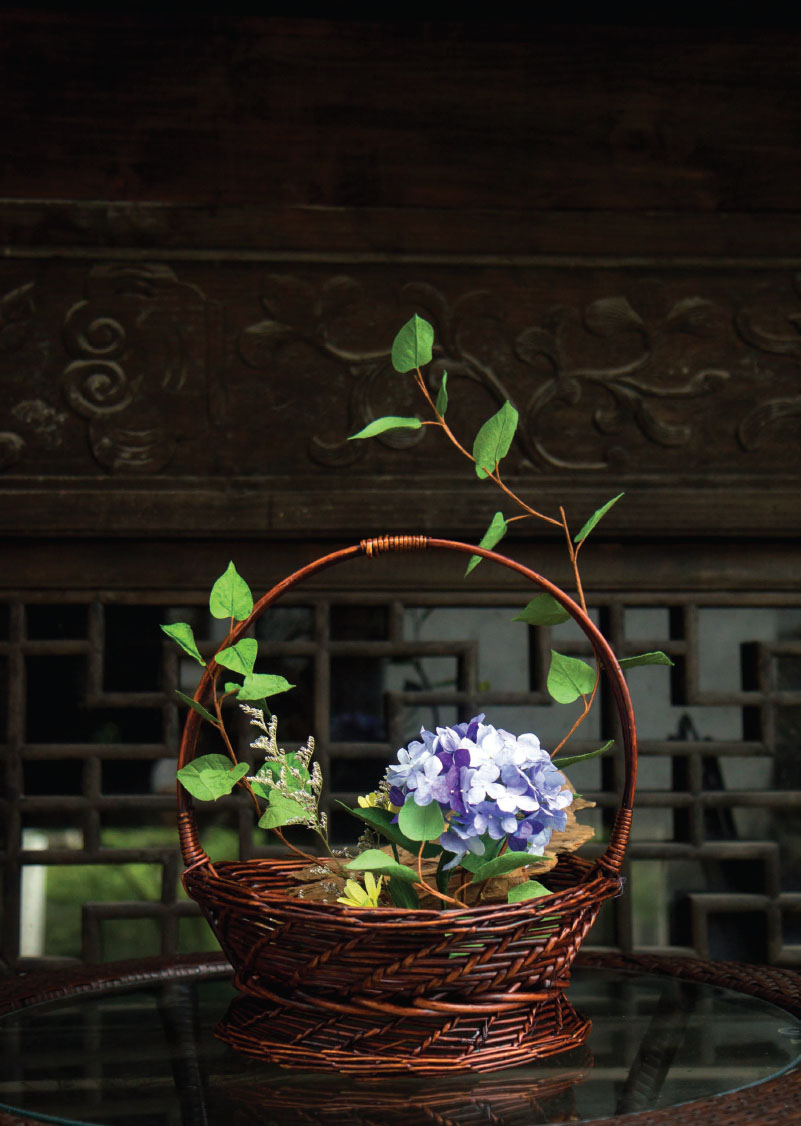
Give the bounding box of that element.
[337,872,384,907]
[357,790,401,814]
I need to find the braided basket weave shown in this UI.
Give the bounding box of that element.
[177,536,638,1074]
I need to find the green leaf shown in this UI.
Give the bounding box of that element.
[512,594,570,627]
[258,793,309,830]
[215,638,257,676]
[348,416,423,440]
[388,878,420,908]
[470,852,543,884]
[391,313,435,373]
[254,752,310,794]
[209,562,253,621]
[160,622,206,666]
[341,804,440,858]
[465,511,508,576]
[508,880,552,903]
[346,850,421,883]
[435,371,448,416]
[553,739,613,769]
[435,851,451,895]
[618,651,674,670]
[398,795,445,842]
[174,690,218,726]
[236,673,294,701]
[574,493,624,544]
[547,651,596,704]
[176,754,249,801]
[472,401,519,479]
[457,833,503,873]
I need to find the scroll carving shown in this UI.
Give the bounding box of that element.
[2,266,800,483]
[735,273,801,450]
[11,400,67,448]
[240,275,409,469]
[57,264,219,474]
[515,296,731,470]
[241,278,740,473]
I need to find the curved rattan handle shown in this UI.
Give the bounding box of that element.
[177,536,637,879]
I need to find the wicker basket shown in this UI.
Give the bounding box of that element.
[177,536,638,1075]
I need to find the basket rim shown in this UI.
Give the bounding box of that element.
[183,840,620,926]
[177,535,638,884]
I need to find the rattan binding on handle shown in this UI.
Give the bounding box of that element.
[177,536,637,881]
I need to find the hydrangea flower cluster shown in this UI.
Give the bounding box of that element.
[385,715,573,869]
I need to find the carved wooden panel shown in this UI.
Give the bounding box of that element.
[1,254,799,536]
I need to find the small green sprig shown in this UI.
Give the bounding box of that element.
[163,564,331,861]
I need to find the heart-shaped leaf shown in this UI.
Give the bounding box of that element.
[209,562,253,621]
[345,849,420,884]
[176,754,249,801]
[512,594,570,627]
[160,622,206,666]
[398,795,445,842]
[507,879,552,903]
[391,313,435,373]
[547,651,596,704]
[215,638,257,676]
[473,401,518,479]
[236,673,294,700]
[258,793,309,829]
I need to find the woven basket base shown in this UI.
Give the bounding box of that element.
[216,989,591,1075]
[209,1062,591,1126]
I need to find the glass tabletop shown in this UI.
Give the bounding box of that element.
[1,961,800,1126]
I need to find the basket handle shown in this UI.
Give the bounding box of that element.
[177,535,637,879]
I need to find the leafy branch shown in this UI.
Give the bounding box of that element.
[350,314,671,758]
[162,562,336,866]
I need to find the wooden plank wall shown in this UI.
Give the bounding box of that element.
[0,15,799,547]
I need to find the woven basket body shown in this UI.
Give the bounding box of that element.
[178,537,638,1074]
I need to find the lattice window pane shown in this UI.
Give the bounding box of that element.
[3,581,800,970]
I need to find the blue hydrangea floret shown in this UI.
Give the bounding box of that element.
[385,715,573,869]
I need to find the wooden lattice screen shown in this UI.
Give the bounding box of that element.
[2,538,800,970]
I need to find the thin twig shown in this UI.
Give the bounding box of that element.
[272,828,322,867]
[209,668,262,816]
[550,673,601,759]
[559,506,587,615]
[414,838,464,909]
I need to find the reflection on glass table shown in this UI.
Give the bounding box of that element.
[1,953,800,1126]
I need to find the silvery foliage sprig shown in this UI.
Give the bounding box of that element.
[245,708,328,839]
